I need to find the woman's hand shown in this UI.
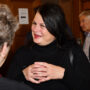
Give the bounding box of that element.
[22,64,41,84]
[32,62,65,83]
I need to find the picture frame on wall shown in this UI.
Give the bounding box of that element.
[18,8,29,24]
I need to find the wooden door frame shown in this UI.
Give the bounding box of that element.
[72,0,85,45]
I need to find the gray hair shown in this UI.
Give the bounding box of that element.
[0,4,19,49]
[79,10,90,17]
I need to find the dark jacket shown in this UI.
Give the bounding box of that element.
[7,40,90,90]
[0,77,33,90]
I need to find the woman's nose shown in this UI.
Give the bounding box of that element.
[33,25,40,32]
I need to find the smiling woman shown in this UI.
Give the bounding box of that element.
[7,3,90,90]
[31,12,56,46]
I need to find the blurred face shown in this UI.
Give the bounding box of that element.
[0,42,10,67]
[79,15,90,32]
[31,12,56,46]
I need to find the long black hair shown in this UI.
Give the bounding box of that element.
[27,3,75,48]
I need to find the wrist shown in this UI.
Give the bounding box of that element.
[58,66,65,79]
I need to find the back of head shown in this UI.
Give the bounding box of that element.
[34,3,74,47]
[0,4,19,49]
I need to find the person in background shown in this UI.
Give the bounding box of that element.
[7,3,90,90]
[79,10,90,61]
[0,4,33,90]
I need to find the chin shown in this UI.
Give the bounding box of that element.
[82,28,87,32]
[33,39,41,44]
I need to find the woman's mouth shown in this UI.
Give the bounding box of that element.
[34,34,42,39]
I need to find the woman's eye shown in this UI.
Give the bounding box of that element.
[32,22,36,25]
[40,24,46,28]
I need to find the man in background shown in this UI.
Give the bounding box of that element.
[79,10,90,61]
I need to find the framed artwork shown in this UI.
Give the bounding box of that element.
[18,8,29,24]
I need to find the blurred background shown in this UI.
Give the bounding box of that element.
[0,0,90,76]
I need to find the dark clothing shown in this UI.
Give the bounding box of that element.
[7,40,90,90]
[0,74,2,77]
[0,77,33,90]
[89,46,90,60]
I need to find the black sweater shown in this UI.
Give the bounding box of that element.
[7,41,90,90]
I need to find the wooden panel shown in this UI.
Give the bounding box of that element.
[82,0,90,2]
[11,0,32,1]
[83,2,90,9]
[59,0,73,29]
[72,0,80,38]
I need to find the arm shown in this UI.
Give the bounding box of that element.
[70,45,90,79]
[63,44,90,89]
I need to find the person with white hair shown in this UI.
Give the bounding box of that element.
[79,10,90,61]
[0,4,33,90]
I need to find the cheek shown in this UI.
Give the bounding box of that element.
[31,25,34,31]
[83,23,87,28]
[87,21,90,27]
[85,23,89,28]
[44,32,55,40]
[42,30,49,38]
[31,28,34,38]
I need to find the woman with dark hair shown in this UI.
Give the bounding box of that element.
[7,3,90,90]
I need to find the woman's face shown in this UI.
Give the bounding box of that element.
[31,12,55,46]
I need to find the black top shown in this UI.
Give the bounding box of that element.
[7,40,90,90]
[0,77,33,90]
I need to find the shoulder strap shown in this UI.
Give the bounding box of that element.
[69,50,74,66]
